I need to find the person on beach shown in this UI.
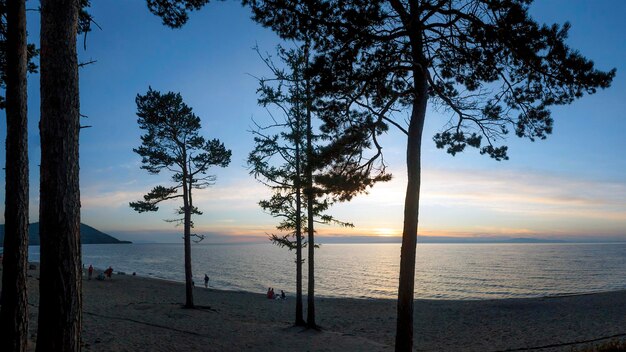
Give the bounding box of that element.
[104,266,113,279]
[204,274,209,288]
[88,265,94,280]
[280,290,286,300]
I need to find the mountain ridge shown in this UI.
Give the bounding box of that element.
[0,223,131,245]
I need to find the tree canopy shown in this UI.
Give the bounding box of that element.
[0,0,38,110]
[246,0,615,159]
[146,0,210,28]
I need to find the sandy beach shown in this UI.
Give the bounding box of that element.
[3,265,626,351]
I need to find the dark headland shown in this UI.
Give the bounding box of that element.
[0,222,131,245]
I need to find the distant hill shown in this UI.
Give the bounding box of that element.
[0,223,131,245]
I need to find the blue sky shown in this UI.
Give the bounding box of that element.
[1,0,625,243]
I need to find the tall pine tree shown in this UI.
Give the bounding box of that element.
[130,88,231,309]
[249,46,309,326]
[243,0,615,350]
[36,0,83,350]
[0,0,30,350]
[249,43,390,328]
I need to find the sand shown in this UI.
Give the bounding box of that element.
[3,265,626,351]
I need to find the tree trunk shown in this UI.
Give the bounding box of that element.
[0,0,30,350]
[295,206,305,326]
[305,139,316,329]
[36,0,82,351]
[294,110,305,326]
[394,68,428,351]
[304,42,317,329]
[182,167,194,308]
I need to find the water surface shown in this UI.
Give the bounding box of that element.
[28,242,626,300]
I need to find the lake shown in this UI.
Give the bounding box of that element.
[27,242,626,300]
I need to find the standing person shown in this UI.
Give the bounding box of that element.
[88,265,94,280]
[104,266,113,279]
[204,274,209,288]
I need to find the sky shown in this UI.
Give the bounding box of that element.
[1,0,625,243]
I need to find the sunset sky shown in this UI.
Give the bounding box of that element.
[1,0,625,243]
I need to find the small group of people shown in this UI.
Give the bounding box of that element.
[190,274,211,288]
[87,264,114,281]
[266,287,286,300]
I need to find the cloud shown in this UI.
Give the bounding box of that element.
[81,189,144,209]
[421,168,626,220]
[74,163,626,240]
[324,166,626,238]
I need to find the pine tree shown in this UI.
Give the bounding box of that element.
[130,88,231,308]
[249,46,309,326]
[242,1,615,350]
[0,0,30,350]
[249,43,390,328]
[36,0,83,350]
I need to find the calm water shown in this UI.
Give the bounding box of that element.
[27,243,626,300]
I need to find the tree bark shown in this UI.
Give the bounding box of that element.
[394,64,428,352]
[294,102,305,326]
[0,0,30,350]
[36,0,82,351]
[182,163,194,308]
[304,42,317,329]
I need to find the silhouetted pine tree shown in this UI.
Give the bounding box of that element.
[248,46,309,327]
[36,0,83,350]
[130,88,231,309]
[0,0,30,350]
[35,1,94,350]
[242,1,616,350]
[249,43,390,329]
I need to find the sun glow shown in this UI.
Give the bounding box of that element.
[373,228,399,237]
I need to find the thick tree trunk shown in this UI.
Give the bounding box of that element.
[182,171,194,308]
[36,0,82,351]
[0,0,30,350]
[394,70,428,351]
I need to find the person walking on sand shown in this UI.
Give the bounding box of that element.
[204,274,209,288]
[88,264,94,280]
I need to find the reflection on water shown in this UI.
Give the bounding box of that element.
[28,242,626,300]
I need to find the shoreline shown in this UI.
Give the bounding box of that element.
[95,267,626,303]
[4,264,626,351]
[71,262,626,303]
